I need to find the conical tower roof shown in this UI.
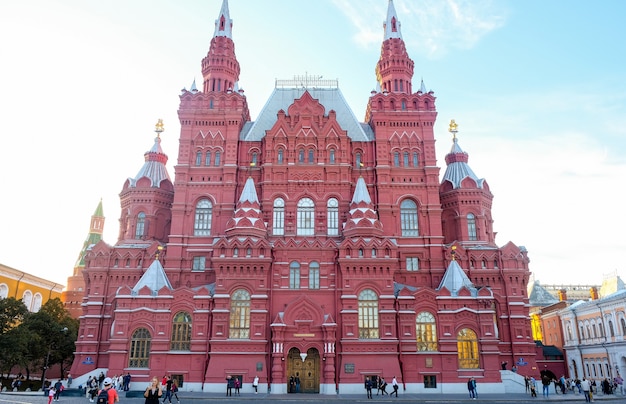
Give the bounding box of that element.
[224,177,267,237]
[343,177,383,237]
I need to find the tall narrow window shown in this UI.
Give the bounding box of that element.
[289,262,301,289]
[272,198,285,235]
[467,213,477,240]
[170,312,191,351]
[329,148,336,164]
[129,328,151,368]
[194,199,212,236]
[277,148,284,164]
[309,261,320,289]
[135,212,146,239]
[457,328,479,369]
[251,152,258,166]
[308,149,314,163]
[298,149,305,163]
[394,152,400,167]
[620,318,626,335]
[297,198,314,236]
[355,153,362,167]
[32,293,43,312]
[0,284,8,299]
[214,151,221,166]
[195,151,202,166]
[229,289,250,339]
[609,321,615,337]
[413,152,419,167]
[416,312,438,351]
[358,289,379,338]
[327,198,339,236]
[400,200,419,236]
[22,290,32,311]
[205,151,211,166]
[403,152,409,167]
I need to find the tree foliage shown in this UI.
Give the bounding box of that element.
[0,297,78,380]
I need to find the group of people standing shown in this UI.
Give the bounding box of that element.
[364,376,399,399]
[144,375,179,404]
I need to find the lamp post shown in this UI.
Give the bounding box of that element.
[41,327,68,389]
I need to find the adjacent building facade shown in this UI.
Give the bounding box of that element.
[70,0,536,394]
[0,263,64,312]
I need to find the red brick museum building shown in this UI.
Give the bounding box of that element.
[70,0,536,394]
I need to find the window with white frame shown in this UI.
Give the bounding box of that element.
[406,257,419,271]
[273,198,285,235]
[297,198,314,236]
[194,199,212,236]
[309,261,320,289]
[289,262,300,289]
[192,256,206,271]
[327,198,339,236]
[400,199,418,236]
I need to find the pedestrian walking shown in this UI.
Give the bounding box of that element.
[391,376,399,397]
[365,377,373,399]
[468,377,477,399]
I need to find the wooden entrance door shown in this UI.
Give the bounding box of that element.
[287,348,320,393]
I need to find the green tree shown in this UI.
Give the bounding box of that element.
[22,298,78,382]
[0,297,29,377]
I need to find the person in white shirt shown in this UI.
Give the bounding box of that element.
[580,378,591,402]
[391,376,399,397]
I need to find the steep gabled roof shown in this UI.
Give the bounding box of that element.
[436,259,478,297]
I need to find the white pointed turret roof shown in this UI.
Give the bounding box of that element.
[351,176,372,204]
[213,0,233,39]
[437,259,477,297]
[383,0,403,40]
[131,258,173,296]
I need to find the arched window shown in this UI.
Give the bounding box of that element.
[205,151,211,166]
[620,318,626,335]
[609,320,615,337]
[195,151,202,166]
[400,199,418,236]
[416,312,437,351]
[308,149,314,163]
[329,148,336,164]
[298,149,305,163]
[566,324,572,341]
[393,152,400,167]
[289,261,300,289]
[297,198,315,236]
[309,261,320,289]
[356,152,362,167]
[230,289,250,338]
[32,293,43,312]
[358,289,379,339]
[129,328,151,368]
[272,198,285,235]
[327,198,339,236]
[277,148,284,164]
[171,312,191,351]
[457,328,479,368]
[467,213,477,240]
[251,152,258,165]
[214,151,221,166]
[403,152,409,167]
[135,212,146,238]
[194,199,212,236]
[22,290,32,311]
[0,283,8,299]
[412,152,419,167]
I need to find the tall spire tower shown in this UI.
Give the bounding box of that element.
[201,0,240,93]
[375,0,415,94]
[62,199,105,318]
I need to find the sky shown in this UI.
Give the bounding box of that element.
[1,0,625,288]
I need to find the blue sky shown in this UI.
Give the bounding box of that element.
[1,0,624,288]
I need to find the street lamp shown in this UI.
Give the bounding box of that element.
[41,327,68,390]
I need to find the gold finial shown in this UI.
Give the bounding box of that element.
[155,245,164,261]
[155,119,164,136]
[451,245,457,261]
[448,119,458,140]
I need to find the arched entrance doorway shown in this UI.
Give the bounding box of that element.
[287,347,320,393]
